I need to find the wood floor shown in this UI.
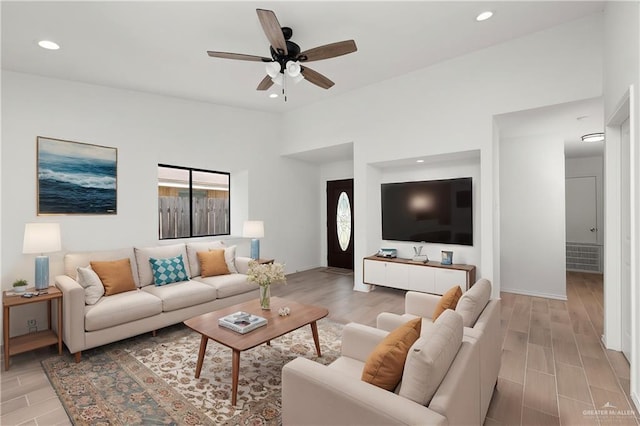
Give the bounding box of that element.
[0,269,637,425]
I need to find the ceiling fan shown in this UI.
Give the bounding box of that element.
[206,9,357,93]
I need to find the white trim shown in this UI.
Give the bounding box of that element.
[500,288,568,301]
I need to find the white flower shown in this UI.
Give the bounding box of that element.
[247,261,286,287]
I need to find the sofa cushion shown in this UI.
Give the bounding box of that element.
[399,309,464,405]
[76,266,105,305]
[142,280,217,312]
[197,250,230,277]
[361,318,421,391]
[195,274,257,298]
[432,285,462,320]
[90,258,137,296]
[149,254,188,285]
[64,247,140,287]
[186,241,238,276]
[84,289,162,331]
[135,244,191,287]
[455,279,492,327]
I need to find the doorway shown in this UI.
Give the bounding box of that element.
[326,179,354,270]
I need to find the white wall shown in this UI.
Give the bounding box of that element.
[319,160,354,267]
[500,134,567,300]
[1,72,321,336]
[603,0,640,410]
[565,156,604,247]
[282,14,604,296]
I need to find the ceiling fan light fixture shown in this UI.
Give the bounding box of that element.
[285,60,301,77]
[291,73,304,84]
[581,132,605,143]
[265,61,281,78]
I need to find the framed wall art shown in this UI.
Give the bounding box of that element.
[37,136,117,215]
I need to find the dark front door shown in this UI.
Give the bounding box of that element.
[327,179,354,269]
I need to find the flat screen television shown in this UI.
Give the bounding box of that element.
[381,177,473,245]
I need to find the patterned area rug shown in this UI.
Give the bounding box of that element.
[42,319,343,425]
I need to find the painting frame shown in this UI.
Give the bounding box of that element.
[37,136,118,215]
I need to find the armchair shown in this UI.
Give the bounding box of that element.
[377,279,501,423]
[282,310,481,426]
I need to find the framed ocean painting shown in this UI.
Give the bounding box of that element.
[37,137,117,215]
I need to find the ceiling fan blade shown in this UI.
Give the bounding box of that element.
[257,75,274,91]
[298,40,357,62]
[207,51,271,62]
[301,66,335,89]
[256,9,288,55]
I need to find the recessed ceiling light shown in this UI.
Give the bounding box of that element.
[416,159,424,163]
[269,93,278,99]
[581,132,605,143]
[476,11,494,22]
[38,40,60,50]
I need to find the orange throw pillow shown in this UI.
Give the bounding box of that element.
[90,258,137,296]
[361,318,422,391]
[197,250,230,277]
[432,285,463,320]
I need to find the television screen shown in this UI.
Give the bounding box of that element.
[381,177,473,245]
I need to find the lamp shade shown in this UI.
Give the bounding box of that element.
[23,223,61,254]
[266,61,281,78]
[285,60,301,77]
[243,221,264,238]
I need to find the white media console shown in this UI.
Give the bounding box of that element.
[363,255,476,295]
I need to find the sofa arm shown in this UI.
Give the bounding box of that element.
[54,275,85,354]
[282,357,447,426]
[376,312,419,332]
[405,291,441,318]
[341,322,389,362]
[234,256,252,274]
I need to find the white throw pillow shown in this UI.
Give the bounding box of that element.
[224,245,238,274]
[455,279,492,327]
[398,309,463,406]
[76,266,105,305]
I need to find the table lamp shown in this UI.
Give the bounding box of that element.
[243,220,264,260]
[23,223,61,291]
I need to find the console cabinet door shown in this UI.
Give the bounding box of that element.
[386,263,409,290]
[408,265,436,293]
[363,259,386,285]
[434,268,468,294]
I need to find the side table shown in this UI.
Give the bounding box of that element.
[256,258,275,264]
[3,286,63,370]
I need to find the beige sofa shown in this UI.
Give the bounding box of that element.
[55,241,259,361]
[376,279,501,423]
[282,309,481,425]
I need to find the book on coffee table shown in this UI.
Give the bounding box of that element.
[218,311,267,334]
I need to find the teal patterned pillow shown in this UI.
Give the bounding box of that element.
[149,254,188,286]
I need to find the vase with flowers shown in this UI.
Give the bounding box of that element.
[247,260,286,309]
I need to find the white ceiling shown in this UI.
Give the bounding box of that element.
[2,1,605,114]
[2,1,606,161]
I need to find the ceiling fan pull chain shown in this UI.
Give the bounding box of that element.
[283,73,287,102]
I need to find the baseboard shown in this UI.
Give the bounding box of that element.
[500,288,568,301]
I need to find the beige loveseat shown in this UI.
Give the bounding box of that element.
[55,241,259,361]
[282,309,481,425]
[376,279,501,423]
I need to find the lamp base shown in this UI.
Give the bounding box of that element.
[250,239,260,260]
[35,255,49,290]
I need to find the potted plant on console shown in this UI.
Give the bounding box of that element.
[12,279,28,293]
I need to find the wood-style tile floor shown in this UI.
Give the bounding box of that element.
[0,269,636,425]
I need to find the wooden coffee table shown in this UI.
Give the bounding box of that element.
[183,297,329,406]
